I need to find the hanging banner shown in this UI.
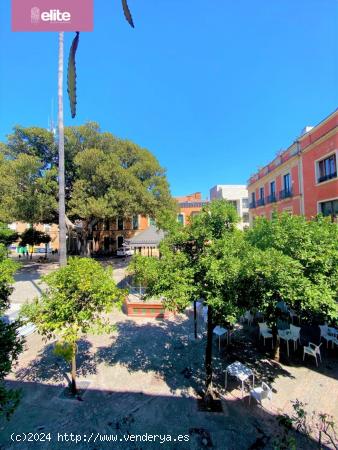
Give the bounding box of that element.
[12,0,94,32]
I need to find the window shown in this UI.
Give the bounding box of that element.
[320,199,338,221]
[250,192,256,208]
[132,215,139,230]
[270,181,276,196]
[177,214,184,225]
[242,212,249,223]
[117,217,124,230]
[259,187,264,199]
[242,198,249,208]
[103,220,110,231]
[44,224,51,232]
[149,217,156,227]
[318,154,337,183]
[283,173,291,193]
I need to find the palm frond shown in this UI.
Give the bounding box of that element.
[67,32,80,119]
[122,0,134,28]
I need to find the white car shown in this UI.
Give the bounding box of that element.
[116,246,133,257]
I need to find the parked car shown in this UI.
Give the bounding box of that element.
[116,246,133,257]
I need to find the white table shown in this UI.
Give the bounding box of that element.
[225,361,255,398]
[278,329,293,357]
[213,326,228,350]
[328,327,338,337]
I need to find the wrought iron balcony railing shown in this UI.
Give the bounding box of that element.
[318,172,337,183]
[279,188,293,200]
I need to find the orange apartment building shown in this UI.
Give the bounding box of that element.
[9,222,60,251]
[248,110,338,222]
[175,192,209,225]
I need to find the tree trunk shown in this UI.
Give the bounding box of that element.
[58,32,67,267]
[71,344,77,394]
[205,305,213,397]
[193,300,197,339]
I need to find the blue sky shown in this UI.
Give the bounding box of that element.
[0,0,337,198]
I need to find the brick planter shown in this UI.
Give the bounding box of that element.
[125,297,171,318]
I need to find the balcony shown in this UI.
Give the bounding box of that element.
[318,172,337,183]
[256,198,265,207]
[267,194,277,203]
[279,188,293,200]
[249,201,256,209]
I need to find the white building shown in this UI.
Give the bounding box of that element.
[209,185,249,229]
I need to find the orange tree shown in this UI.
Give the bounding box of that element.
[130,200,244,398]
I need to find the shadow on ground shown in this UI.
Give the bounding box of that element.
[0,380,321,450]
[16,339,97,385]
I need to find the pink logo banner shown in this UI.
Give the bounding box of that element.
[12,0,93,32]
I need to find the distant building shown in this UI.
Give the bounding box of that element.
[209,185,249,229]
[91,215,150,255]
[247,110,338,222]
[9,222,59,251]
[175,192,209,225]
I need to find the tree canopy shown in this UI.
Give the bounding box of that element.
[0,123,177,227]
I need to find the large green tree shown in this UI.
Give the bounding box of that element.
[0,124,176,254]
[0,245,23,419]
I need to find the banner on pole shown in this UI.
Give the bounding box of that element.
[12,0,93,32]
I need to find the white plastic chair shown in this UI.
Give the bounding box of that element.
[258,323,273,348]
[319,325,335,349]
[249,382,272,406]
[289,324,301,350]
[289,309,298,324]
[303,342,322,366]
[243,311,253,326]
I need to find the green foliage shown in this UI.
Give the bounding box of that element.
[0,224,18,248]
[274,400,338,450]
[130,200,241,314]
[246,214,338,323]
[0,244,23,419]
[0,124,176,227]
[3,126,57,167]
[21,257,126,343]
[19,228,51,248]
[68,139,176,222]
[0,152,58,224]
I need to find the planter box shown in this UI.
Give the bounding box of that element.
[125,298,171,318]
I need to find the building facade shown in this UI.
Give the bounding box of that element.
[209,185,249,229]
[9,222,59,251]
[175,192,209,225]
[247,110,338,222]
[91,215,150,254]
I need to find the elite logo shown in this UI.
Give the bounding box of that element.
[30,7,72,24]
[12,0,93,32]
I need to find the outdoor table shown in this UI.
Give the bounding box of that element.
[278,329,293,357]
[327,327,338,338]
[213,326,228,350]
[225,361,255,399]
